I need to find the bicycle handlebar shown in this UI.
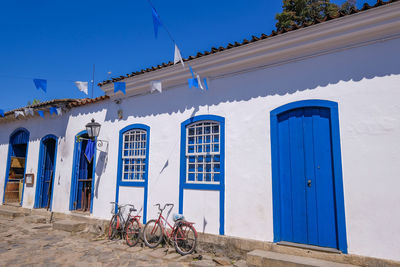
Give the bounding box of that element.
[154,203,174,212]
[111,202,136,211]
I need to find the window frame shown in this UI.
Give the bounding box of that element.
[117,124,150,187]
[180,115,225,191]
[185,120,221,185]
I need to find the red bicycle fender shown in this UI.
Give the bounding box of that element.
[116,216,120,229]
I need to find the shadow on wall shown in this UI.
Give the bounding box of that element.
[95,149,108,198]
[103,39,399,122]
[66,39,400,124]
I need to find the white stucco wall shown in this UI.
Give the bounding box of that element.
[0,36,399,261]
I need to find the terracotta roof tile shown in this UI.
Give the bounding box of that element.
[0,95,109,121]
[98,0,398,86]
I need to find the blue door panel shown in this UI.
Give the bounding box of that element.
[313,109,337,248]
[277,113,294,242]
[38,138,56,208]
[276,106,338,249]
[287,110,308,244]
[303,108,319,245]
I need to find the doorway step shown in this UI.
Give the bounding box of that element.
[0,209,24,219]
[247,250,357,267]
[0,204,29,219]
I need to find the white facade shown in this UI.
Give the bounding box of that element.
[1,2,400,262]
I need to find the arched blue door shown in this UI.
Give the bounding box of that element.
[35,135,57,209]
[3,128,30,205]
[270,100,347,253]
[69,131,95,213]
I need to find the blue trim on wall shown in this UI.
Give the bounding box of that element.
[34,134,58,210]
[179,115,225,235]
[69,130,96,213]
[2,128,30,206]
[270,99,347,253]
[115,124,150,223]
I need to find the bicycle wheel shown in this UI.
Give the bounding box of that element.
[125,219,141,247]
[143,219,163,248]
[108,215,118,240]
[173,222,198,255]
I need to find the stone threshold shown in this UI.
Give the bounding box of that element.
[197,233,400,267]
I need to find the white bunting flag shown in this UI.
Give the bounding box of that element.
[56,107,62,116]
[150,81,162,93]
[74,81,88,95]
[24,108,34,116]
[174,45,184,68]
[15,111,24,118]
[196,75,204,91]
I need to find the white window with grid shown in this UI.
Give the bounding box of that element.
[186,121,221,184]
[122,129,147,182]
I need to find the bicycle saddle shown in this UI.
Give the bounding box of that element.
[173,213,185,222]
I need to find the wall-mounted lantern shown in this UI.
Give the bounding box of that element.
[85,118,101,139]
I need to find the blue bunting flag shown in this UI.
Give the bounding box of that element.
[49,107,58,115]
[33,79,47,92]
[188,78,199,88]
[37,110,45,118]
[189,65,195,79]
[152,7,162,39]
[0,109,4,117]
[203,78,209,90]
[114,82,126,94]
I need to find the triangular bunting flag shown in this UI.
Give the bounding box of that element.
[49,107,58,115]
[56,107,62,116]
[0,109,4,117]
[188,78,199,88]
[196,75,204,91]
[152,7,162,39]
[15,111,24,118]
[150,81,162,93]
[33,79,47,92]
[189,65,195,79]
[114,82,126,94]
[203,78,209,90]
[24,108,34,116]
[74,81,88,95]
[37,110,45,118]
[174,45,184,67]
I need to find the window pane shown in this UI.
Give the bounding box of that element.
[185,121,221,184]
[122,129,148,182]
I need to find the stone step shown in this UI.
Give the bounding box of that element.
[0,209,24,219]
[247,250,358,267]
[24,215,47,224]
[52,220,87,232]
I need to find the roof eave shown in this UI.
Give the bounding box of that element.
[100,1,400,98]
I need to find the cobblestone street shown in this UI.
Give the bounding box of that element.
[0,214,246,267]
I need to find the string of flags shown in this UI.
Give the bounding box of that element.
[7,106,62,119]
[130,0,210,96]
[31,78,90,95]
[1,1,210,116]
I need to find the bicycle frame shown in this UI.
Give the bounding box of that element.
[151,213,176,240]
[114,203,141,234]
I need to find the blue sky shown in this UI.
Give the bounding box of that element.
[0,0,376,111]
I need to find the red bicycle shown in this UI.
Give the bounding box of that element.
[108,202,142,247]
[143,203,198,255]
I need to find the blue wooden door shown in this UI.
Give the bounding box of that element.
[76,140,88,210]
[71,138,93,211]
[39,139,56,208]
[276,107,338,249]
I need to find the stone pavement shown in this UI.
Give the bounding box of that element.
[0,214,247,267]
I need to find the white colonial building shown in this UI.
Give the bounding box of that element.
[1,1,399,263]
